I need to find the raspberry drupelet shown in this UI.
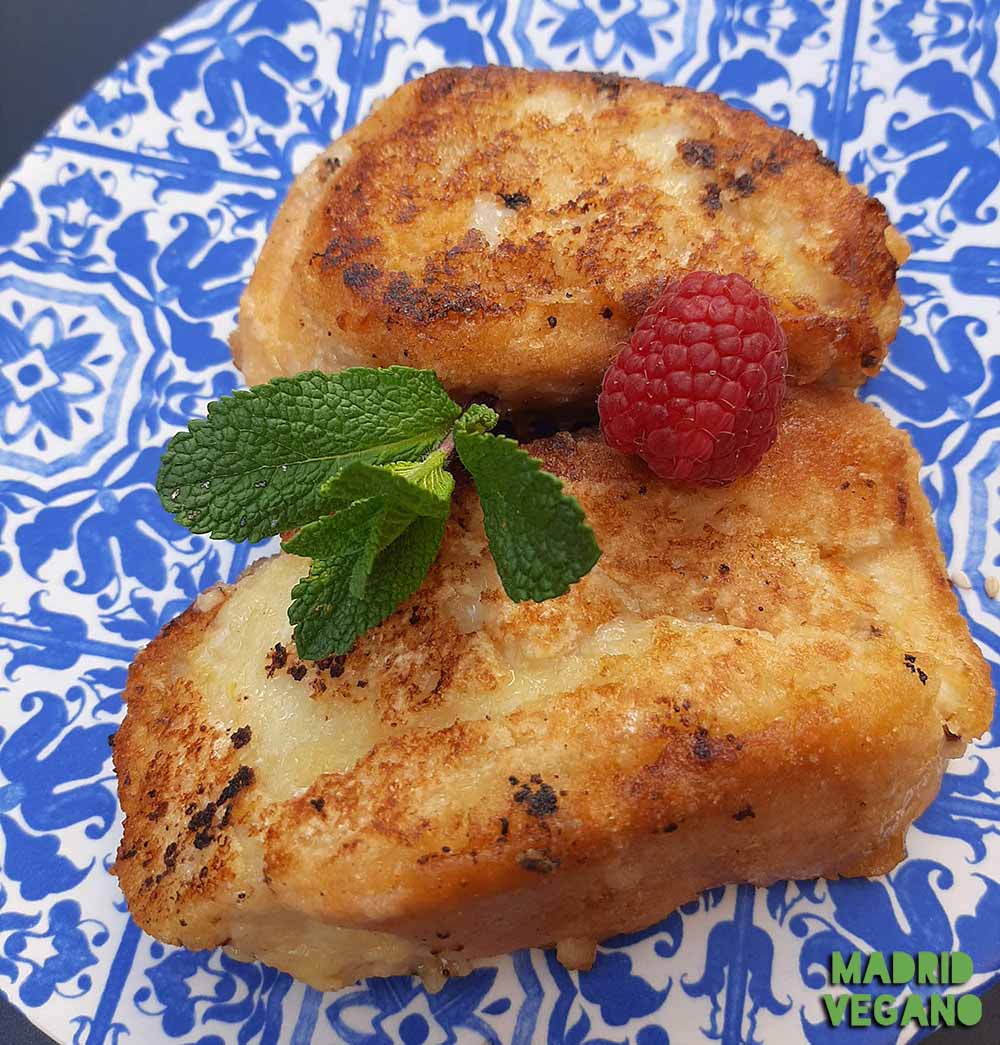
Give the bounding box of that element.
[598,271,788,485]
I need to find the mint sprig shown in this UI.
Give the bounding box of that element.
[157,368,601,659]
[155,368,459,542]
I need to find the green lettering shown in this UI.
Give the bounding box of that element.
[956,994,982,1027]
[928,994,956,1026]
[873,994,898,1027]
[891,952,914,985]
[949,952,973,985]
[831,952,863,986]
[900,993,930,1027]
[850,995,872,1026]
[916,952,939,985]
[822,994,850,1027]
[864,953,890,985]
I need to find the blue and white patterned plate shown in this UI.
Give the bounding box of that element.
[0,2,997,1043]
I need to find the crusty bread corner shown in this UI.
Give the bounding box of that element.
[231,66,909,412]
[113,388,991,991]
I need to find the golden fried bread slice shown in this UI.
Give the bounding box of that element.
[233,67,909,411]
[113,388,989,990]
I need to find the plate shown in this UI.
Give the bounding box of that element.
[0,2,997,1043]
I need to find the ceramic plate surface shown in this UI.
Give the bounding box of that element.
[0,1,997,1043]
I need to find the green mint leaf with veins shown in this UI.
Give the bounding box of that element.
[455,403,499,436]
[285,509,447,659]
[388,452,456,504]
[308,450,456,598]
[156,368,460,542]
[315,453,455,597]
[320,450,454,518]
[455,430,601,602]
[282,499,387,560]
[282,498,393,600]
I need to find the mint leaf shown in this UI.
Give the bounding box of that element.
[282,499,387,559]
[387,453,456,503]
[455,431,601,602]
[157,368,460,542]
[320,451,454,518]
[315,453,455,597]
[282,499,391,599]
[455,403,499,436]
[299,452,455,601]
[286,513,447,659]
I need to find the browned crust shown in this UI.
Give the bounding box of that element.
[113,388,990,981]
[111,577,271,950]
[266,635,950,948]
[234,67,908,410]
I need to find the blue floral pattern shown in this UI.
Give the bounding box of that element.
[0,1,997,1043]
[0,304,106,453]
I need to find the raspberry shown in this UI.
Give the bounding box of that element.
[598,271,787,484]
